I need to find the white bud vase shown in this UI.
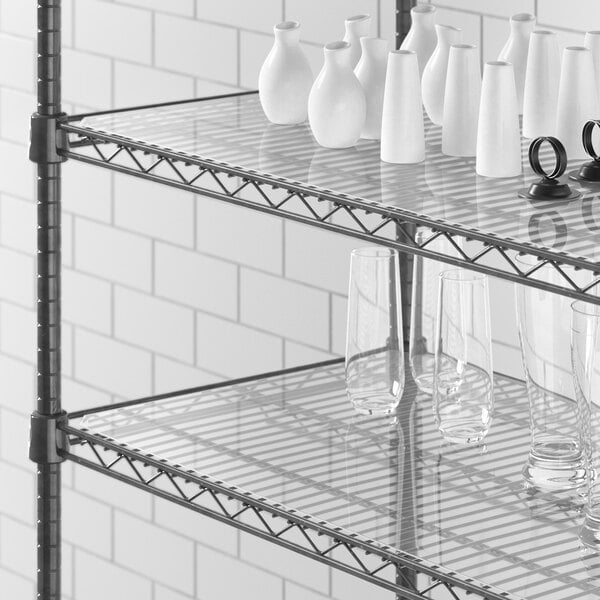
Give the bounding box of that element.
[355,37,389,139]
[343,14,371,69]
[476,61,521,178]
[400,4,437,76]
[585,31,600,105]
[522,30,560,138]
[442,44,481,157]
[498,13,536,114]
[381,50,425,164]
[258,21,313,125]
[308,41,366,149]
[422,24,462,125]
[556,46,600,160]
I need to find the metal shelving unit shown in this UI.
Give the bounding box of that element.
[28,1,600,600]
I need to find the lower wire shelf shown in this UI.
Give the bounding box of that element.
[62,359,598,600]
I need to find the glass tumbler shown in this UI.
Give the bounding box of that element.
[516,264,586,491]
[571,301,600,548]
[345,247,405,415]
[433,270,494,444]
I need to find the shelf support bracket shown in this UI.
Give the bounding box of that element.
[29,412,69,464]
[29,112,69,164]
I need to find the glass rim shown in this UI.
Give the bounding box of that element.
[571,300,600,316]
[440,269,487,283]
[351,247,398,259]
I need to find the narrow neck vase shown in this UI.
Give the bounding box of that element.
[422,24,462,126]
[498,13,536,114]
[400,4,437,76]
[343,14,371,69]
[354,37,390,140]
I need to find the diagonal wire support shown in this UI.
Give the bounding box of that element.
[61,125,600,304]
[62,424,522,600]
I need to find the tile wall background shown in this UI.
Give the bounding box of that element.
[0,0,594,598]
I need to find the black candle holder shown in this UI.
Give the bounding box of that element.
[569,120,600,183]
[519,136,581,201]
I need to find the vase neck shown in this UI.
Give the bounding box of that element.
[509,13,535,37]
[410,5,436,28]
[324,41,353,68]
[274,21,301,45]
[344,14,371,38]
[435,25,462,48]
[359,37,389,62]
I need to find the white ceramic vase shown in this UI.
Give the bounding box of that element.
[556,46,600,160]
[354,37,390,139]
[258,21,313,125]
[442,44,481,157]
[498,13,536,114]
[422,24,462,125]
[343,14,372,68]
[476,61,521,178]
[381,50,425,164]
[522,30,560,138]
[400,4,437,76]
[585,31,600,105]
[308,41,366,149]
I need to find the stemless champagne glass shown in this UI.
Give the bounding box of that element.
[433,270,493,444]
[571,301,600,548]
[345,247,405,415]
[516,258,586,491]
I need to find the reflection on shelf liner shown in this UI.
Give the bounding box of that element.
[78,94,600,264]
[75,362,600,600]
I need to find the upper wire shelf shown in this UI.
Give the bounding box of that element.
[63,358,600,600]
[61,92,600,302]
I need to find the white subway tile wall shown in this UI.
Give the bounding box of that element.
[0,0,591,598]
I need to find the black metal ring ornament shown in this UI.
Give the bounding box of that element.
[519,136,581,201]
[569,120,600,183]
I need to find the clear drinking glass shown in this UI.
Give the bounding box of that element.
[410,230,446,395]
[516,261,586,491]
[571,301,600,548]
[433,270,493,444]
[345,247,405,415]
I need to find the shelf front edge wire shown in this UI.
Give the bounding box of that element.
[60,425,520,600]
[58,122,600,279]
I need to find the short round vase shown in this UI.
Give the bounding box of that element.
[258,21,313,125]
[308,41,366,149]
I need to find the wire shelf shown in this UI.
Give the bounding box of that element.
[64,360,600,600]
[61,93,600,303]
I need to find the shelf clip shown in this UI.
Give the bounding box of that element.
[29,112,69,164]
[29,411,69,464]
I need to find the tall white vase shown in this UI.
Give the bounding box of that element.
[498,13,536,114]
[400,4,437,76]
[343,14,371,68]
[422,24,462,125]
[585,31,600,106]
[476,61,521,178]
[258,21,313,125]
[355,37,389,139]
[308,41,366,149]
[442,44,481,157]
[522,30,560,138]
[556,46,600,160]
[381,50,425,164]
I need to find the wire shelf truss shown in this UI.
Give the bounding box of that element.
[63,360,600,600]
[60,93,600,304]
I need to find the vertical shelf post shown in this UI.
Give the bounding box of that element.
[29,2,68,599]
